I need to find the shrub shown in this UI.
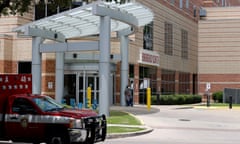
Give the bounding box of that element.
[152,94,201,105]
[212,91,223,103]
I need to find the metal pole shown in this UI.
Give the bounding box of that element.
[55,52,64,103]
[229,96,233,109]
[83,71,86,108]
[99,16,111,116]
[76,72,80,106]
[207,90,210,107]
[32,37,43,94]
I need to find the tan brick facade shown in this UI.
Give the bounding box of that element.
[199,7,240,95]
[1,0,240,103]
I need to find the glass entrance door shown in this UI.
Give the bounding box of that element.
[78,73,99,108]
[64,70,115,108]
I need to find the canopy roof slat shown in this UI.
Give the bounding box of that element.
[13,1,154,42]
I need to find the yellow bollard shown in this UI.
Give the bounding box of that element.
[87,87,92,108]
[147,87,151,110]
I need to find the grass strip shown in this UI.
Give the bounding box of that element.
[107,126,145,133]
[107,110,142,125]
[107,110,144,134]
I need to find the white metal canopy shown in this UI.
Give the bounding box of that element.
[13,1,154,116]
[13,1,153,42]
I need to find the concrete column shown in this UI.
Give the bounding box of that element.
[99,16,111,116]
[32,37,43,94]
[55,52,65,103]
[120,35,129,106]
[118,28,132,106]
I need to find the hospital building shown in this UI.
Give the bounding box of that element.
[1,0,240,106]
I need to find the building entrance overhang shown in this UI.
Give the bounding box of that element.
[13,1,153,42]
[13,1,153,116]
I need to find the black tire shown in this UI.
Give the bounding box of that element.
[47,133,69,144]
[46,127,69,144]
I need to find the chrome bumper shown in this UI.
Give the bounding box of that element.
[69,114,107,143]
[69,129,87,143]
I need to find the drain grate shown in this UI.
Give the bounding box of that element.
[179,118,191,122]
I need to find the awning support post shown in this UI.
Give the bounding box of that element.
[32,37,43,94]
[99,15,111,116]
[118,28,133,106]
[55,52,65,103]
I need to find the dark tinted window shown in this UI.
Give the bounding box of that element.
[12,98,36,114]
[18,62,31,74]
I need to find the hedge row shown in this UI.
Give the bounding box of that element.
[152,94,202,105]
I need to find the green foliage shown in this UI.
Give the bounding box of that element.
[152,94,202,105]
[0,0,72,16]
[0,0,32,16]
[212,91,223,103]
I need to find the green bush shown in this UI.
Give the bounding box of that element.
[212,91,223,103]
[152,94,201,105]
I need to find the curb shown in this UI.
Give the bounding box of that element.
[106,125,153,139]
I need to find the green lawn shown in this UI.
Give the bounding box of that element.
[107,110,142,125]
[107,110,144,134]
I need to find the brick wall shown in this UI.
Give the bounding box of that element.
[199,74,240,95]
[42,59,56,97]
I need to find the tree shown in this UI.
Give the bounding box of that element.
[0,0,31,16]
[0,0,72,16]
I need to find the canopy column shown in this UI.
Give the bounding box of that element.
[55,52,65,103]
[118,28,133,106]
[99,15,111,116]
[32,37,43,94]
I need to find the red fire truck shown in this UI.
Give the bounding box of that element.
[0,74,106,144]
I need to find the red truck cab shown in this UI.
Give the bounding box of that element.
[0,74,106,144]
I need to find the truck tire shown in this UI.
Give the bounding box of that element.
[47,133,69,144]
[46,127,69,144]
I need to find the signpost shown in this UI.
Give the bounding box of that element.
[206,82,211,107]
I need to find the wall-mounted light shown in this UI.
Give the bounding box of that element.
[73,53,77,58]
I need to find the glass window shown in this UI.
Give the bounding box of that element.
[12,98,37,114]
[181,29,188,59]
[143,22,153,50]
[179,72,190,94]
[161,69,175,95]
[18,61,31,74]
[179,0,183,8]
[164,22,173,55]
[186,0,189,8]
[33,96,63,112]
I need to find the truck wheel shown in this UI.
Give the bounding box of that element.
[47,134,68,144]
[46,129,69,144]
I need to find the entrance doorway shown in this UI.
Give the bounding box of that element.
[64,71,115,108]
[78,72,99,108]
